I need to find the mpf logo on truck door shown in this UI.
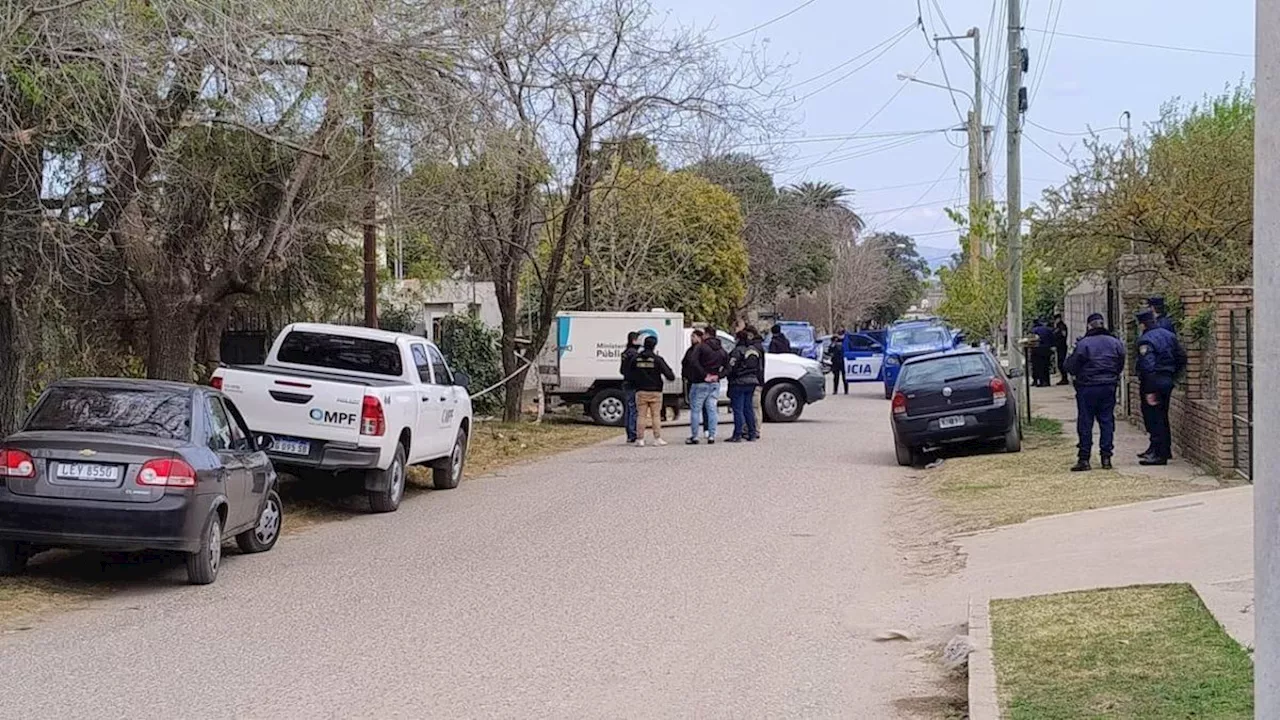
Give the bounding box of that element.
[309,408,356,425]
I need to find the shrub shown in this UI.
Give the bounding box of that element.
[436,314,503,415]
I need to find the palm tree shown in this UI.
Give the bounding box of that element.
[784,181,866,234]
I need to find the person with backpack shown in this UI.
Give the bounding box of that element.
[726,329,762,442]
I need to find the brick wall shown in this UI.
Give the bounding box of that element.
[1123,286,1253,476]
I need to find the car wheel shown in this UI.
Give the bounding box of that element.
[589,389,627,426]
[186,510,223,585]
[764,383,803,423]
[369,444,407,513]
[0,541,28,577]
[1004,422,1023,453]
[433,429,468,490]
[236,489,283,554]
[894,437,915,467]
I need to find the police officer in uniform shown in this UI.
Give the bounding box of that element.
[1149,296,1177,333]
[1063,313,1125,471]
[1135,308,1188,466]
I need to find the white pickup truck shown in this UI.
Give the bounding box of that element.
[210,323,473,513]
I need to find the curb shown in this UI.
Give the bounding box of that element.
[968,596,1000,720]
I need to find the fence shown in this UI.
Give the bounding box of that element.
[1229,308,1253,481]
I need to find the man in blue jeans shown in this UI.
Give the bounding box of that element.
[686,327,727,445]
[1062,313,1125,471]
[726,329,761,442]
[620,331,641,443]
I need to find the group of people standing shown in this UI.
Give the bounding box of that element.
[1029,316,1072,387]
[618,326,766,447]
[1060,296,1186,472]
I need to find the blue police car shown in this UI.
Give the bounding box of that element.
[881,320,963,399]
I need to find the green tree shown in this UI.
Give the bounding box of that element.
[866,232,930,325]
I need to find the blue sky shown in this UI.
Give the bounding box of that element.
[653,0,1255,264]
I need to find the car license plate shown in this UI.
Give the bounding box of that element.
[938,415,965,429]
[273,437,311,456]
[55,462,121,482]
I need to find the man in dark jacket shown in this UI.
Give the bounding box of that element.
[619,331,641,443]
[768,324,792,355]
[1030,319,1056,387]
[631,335,675,447]
[683,329,716,444]
[726,329,762,442]
[828,328,847,393]
[1053,315,1071,385]
[1135,308,1188,465]
[1063,313,1126,471]
[747,325,767,437]
[1148,296,1178,334]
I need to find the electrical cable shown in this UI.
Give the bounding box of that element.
[873,148,963,228]
[1023,131,1075,168]
[707,0,822,46]
[1022,28,1253,58]
[1028,0,1064,108]
[783,21,918,91]
[1026,120,1122,137]
[794,25,915,101]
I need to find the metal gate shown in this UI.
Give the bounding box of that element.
[1229,308,1253,481]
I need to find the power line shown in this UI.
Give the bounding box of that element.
[1023,27,1254,58]
[1023,131,1075,168]
[874,148,963,228]
[802,134,938,169]
[708,0,822,45]
[794,26,915,101]
[1026,120,1122,137]
[784,21,917,91]
[793,51,934,178]
[1028,0,1064,107]
[863,197,960,216]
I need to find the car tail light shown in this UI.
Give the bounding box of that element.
[361,396,386,437]
[891,392,908,415]
[991,377,1007,404]
[0,449,35,479]
[210,375,224,391]
[137,458,197,488]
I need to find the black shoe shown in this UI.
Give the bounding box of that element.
[1101,456,1113,470]
[686,438,700,446]
[1056,380,1070,386]
[1139,456,1168,466]
[725,436,742,443]
[707,438,716,445]
[1071,459,1091,472]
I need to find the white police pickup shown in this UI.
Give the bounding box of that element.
[211,323,473,513]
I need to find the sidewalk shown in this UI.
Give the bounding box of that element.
[962,384,1253,718]
[966,383,1251,645]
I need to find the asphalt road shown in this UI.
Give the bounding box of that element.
[0,384,962,719]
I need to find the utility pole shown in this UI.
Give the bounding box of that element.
[361,0,378,329]
[1004,0,1026,378]
[1255,0,1279,712]
[939,28,985,276]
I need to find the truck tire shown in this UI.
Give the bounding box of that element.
[764,383,804,423]
[432,429,468,490]
[368,444,407,513]
[589,389,627,426]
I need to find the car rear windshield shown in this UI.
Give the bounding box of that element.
[889,326,950,348]
[276,331,404,377]
[25,386,192,440]
[899,354,992,389]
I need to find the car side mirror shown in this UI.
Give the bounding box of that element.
[255,434,274,452]
[454,370,471,390]
[1007,367,1024,379]
[870,342,883,352]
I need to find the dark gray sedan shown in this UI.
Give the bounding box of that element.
[0,378,282,585]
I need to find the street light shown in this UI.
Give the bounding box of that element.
[895,73,976,105]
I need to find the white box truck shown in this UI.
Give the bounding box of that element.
[540,310,827,426]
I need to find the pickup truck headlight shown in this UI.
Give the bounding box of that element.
[885,355,901,367]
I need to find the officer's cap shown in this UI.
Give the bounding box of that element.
[1135,308,1156,324]
[1147,296,1166,310]
[1087,312,1105,325]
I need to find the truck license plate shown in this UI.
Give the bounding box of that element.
[273,438,311,456]
[938,415,965,429]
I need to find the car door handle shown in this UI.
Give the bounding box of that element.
[421,396,431,403]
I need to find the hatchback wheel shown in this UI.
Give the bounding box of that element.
[186,511,222,585]
[1004,422,1023,453]
[237,489,283,554]
[0,541,28,577]
[894,437,916,467]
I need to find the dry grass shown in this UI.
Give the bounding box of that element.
[924,419,1227,533]
[0,578,99,628]
[992,584,1253,719]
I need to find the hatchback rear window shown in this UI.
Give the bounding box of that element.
[25,387,192,440]
[276,331,403,377]
[899,354,993,389]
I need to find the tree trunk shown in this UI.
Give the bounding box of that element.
[496,278,523,422]
[0,294,31,436]
[198,304,231,378]
[145,300,201,382]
